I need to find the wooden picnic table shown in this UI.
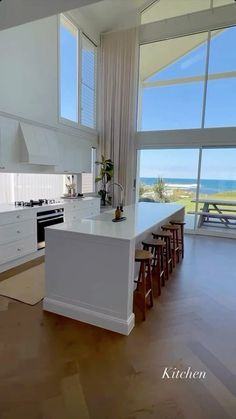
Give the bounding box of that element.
[190,199,236,228]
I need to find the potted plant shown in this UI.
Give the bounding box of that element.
[95,155,114,206]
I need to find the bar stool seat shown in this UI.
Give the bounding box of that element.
[134,249,153,320]
[170,220,186,259]
[135,249,153,261]
[161,224,180,268]
[142,239,166,296]
[152,231,173,280]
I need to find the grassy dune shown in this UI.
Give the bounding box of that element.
[140,184,236,213]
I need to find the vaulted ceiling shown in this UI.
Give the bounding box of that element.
[73,0,150,33]
[0,0,104,31]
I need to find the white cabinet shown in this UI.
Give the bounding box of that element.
[0,209,35,226]
[0,210,37,265]
[0,219,35,244]
[57,134,92,174]
[0,235,37,264]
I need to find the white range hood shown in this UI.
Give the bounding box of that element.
[20,122,59,166]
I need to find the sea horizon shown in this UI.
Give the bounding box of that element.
[140,177,236,195]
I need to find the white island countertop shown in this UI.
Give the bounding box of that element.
[44,202,185,335]
[48,202,184,240]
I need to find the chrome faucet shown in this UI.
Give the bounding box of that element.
[108,182,125,208]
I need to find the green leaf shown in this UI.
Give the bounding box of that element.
[95,176,102,183]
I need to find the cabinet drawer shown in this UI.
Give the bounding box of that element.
[0,209,35,226]
[0,220,36,245]
[0,235,37,264]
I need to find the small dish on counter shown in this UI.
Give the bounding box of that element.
[112,216,127,223]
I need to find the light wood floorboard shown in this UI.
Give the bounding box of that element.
[0,236,236,419]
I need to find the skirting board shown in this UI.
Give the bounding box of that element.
[43,297,135,336]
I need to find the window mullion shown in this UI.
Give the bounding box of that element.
[78,28,82,126]
[201,30,211,129]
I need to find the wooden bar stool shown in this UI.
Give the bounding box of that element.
[161,224,180,268]
[170,221,186,259]
[134,249,153,320]
[142,239,165,296]
[152,231,173,280]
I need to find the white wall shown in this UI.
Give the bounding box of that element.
[0,16,58,127]
[0,14,99,174]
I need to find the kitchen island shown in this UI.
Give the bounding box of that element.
[43,202,184,335]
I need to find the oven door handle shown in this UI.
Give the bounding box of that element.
[37,216,64,224]
[37,212,64,220]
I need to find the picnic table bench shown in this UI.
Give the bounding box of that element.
[188,199,236,228]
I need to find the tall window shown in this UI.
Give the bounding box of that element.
[139,25,236,131]
[81,35,97,129]
[59,15,97,129]
[60,15,78,123]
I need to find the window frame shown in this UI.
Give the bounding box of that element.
[58,14,98,133]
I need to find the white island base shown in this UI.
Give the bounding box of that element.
[43,203,184,335]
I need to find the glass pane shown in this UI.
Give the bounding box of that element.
[60,16,78,122]
[81,35,96,128]
[197,148,236,233]
[141,0,211,24]
[139,33,208,131]
[141,82,204,130]
[81,84,95,128]
[205,78,236,127]
[82,35,96,89]
[209,27,236,74]
[205,26,236,127]
[146,35,207,82]
[139,148,199,229]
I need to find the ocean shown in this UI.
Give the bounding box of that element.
[140,178,236,195]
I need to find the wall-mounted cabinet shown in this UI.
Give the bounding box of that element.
[0,115,95,174]
[56,134,92,174]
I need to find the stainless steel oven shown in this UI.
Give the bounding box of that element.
[37,208,64,249]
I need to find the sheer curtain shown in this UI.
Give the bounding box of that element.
[99,28,139,205]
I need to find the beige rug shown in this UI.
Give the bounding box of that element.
[0,263,45,305]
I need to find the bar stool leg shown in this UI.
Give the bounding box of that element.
[175,230,180,264]
[180,225,184,258]
[141,262,147,321]
[147,260,153,308]
[172,231,176,268]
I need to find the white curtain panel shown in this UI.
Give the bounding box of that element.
[99,28,139,206]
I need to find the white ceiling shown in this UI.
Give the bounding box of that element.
[0,0,104,32]
[76,0,150,33]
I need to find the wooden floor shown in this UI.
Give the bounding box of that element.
[0,236,236,419]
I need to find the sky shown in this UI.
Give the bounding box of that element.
[140,148,236,180]
[139,26,236,180]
